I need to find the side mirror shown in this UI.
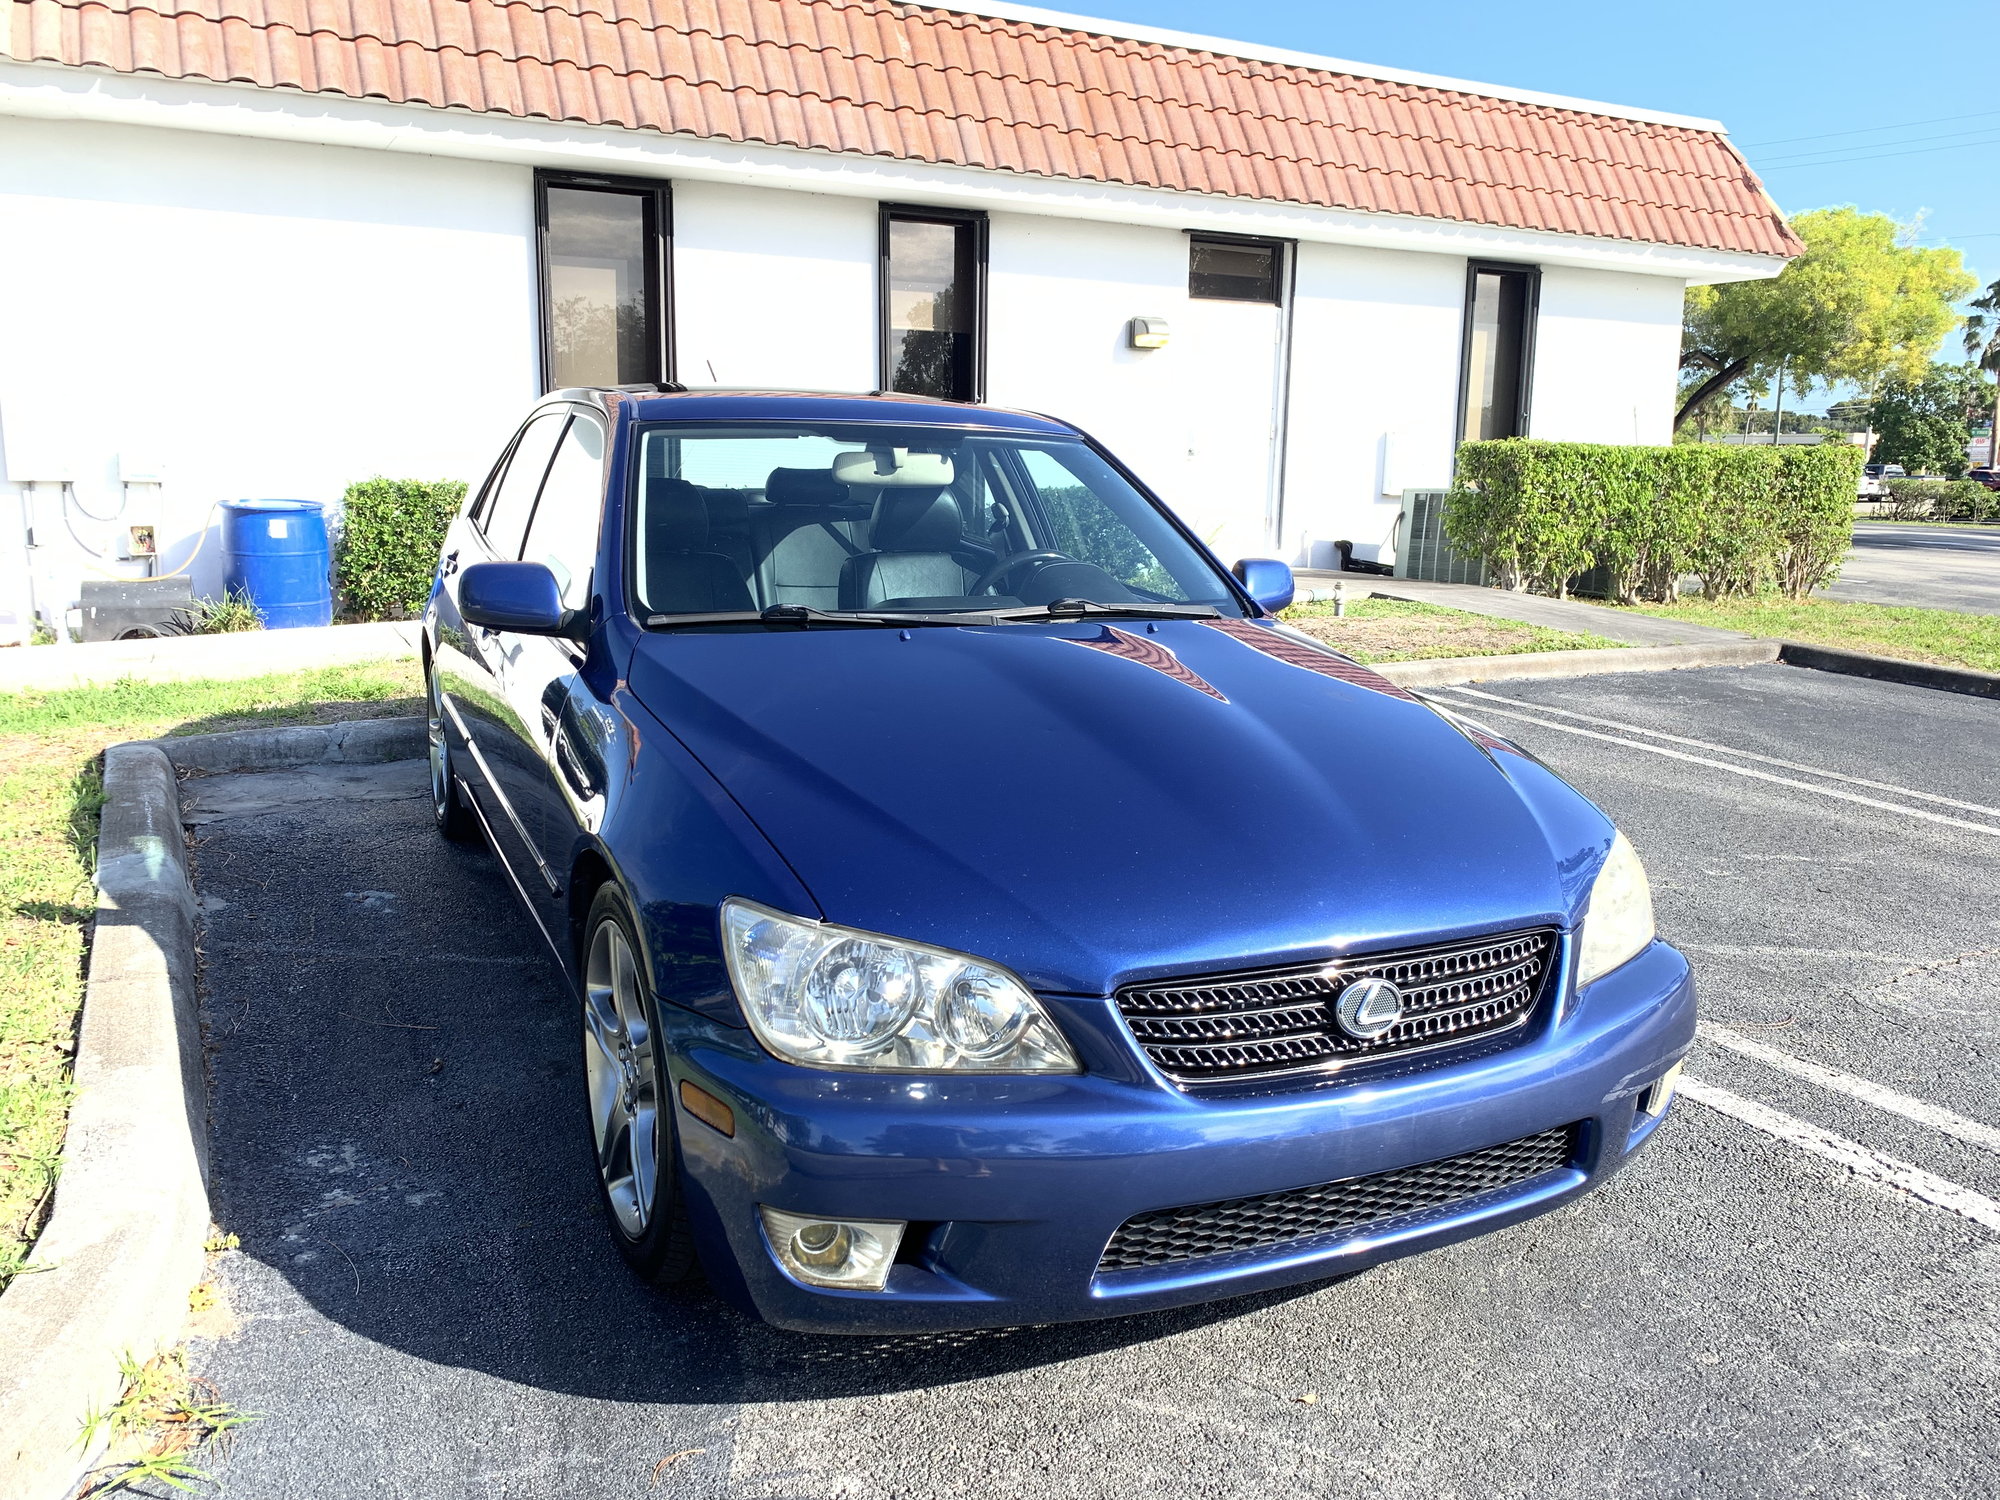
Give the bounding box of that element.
[1233,557,1295,615]
[458,561,579,638]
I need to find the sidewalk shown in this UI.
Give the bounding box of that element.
[0,621,420,693]
[1294,572,1752,647]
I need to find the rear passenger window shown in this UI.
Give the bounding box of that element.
[479,411,568,560]
[522,415,605,611]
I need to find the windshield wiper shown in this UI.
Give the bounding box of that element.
[644,604,1003,630]
[986,599,1223,623]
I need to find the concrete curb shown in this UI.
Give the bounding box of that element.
[0,744,208,1500]
[1778,642,2000,700]
[1375,639,1781,689]
[162,714,426,774]
[0,717,432,1498]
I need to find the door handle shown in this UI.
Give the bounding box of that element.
[441,548,460,577]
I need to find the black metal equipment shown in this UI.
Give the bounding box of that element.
[79,577,194,642]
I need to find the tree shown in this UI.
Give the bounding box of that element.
[1678,207,1975,430]
[1965,276,2000,465]
[1870,365,1989,478]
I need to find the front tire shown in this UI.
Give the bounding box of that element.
[426,662,479,844]
[580,884,697,1285]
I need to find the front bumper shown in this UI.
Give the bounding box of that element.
[666,939,1694,1334]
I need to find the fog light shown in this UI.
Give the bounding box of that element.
[1639,1061,1683,1118]
[759,1206,904,1291]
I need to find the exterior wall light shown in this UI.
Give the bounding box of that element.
[1127,316,1170,350]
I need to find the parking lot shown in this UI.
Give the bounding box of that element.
[1824,522,2000,613]
[182,662,1999,1500]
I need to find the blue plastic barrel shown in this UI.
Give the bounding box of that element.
[220,499,333,630]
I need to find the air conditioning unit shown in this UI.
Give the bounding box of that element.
[79,578,194,642]
[1392,489,1487,585]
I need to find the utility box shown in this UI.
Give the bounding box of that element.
[79,577,194,641]
[1392,490,1488,585]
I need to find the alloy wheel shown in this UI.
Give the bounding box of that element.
[582,918,660,1239]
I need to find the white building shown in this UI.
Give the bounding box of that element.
[0,0,1795,639]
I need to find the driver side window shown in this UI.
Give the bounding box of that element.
[1016,449,1184,600]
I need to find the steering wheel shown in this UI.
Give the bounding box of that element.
[970,549,1074,596]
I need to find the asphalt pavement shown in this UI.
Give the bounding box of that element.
[177,662,2000,1500]
[1822,522,2000,614]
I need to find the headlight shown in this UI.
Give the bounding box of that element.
[1575,831,1655,987]
[720,898,1080,1072]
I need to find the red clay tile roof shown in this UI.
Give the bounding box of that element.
[2,0,1799,256]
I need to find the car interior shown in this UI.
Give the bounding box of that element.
[636,435,1180,617]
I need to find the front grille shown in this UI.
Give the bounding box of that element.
[1116,928,1556,1086]
[1099,1124,1577,1271]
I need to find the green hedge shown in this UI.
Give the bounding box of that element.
[335,478,468,620]
[1446,440,1862,603]
[1882,477,1997,523]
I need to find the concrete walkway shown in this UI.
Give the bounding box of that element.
[0,621,420,693]
[1294,572,1753,647]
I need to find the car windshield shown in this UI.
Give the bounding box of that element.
[630,422,1245,620]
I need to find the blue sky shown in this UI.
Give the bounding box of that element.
[1073,0,1998,351]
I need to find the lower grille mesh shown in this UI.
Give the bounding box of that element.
[1098,1124,1577,1271]
[1116,928,1556,1086]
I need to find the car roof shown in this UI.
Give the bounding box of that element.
[549,387,1082,436]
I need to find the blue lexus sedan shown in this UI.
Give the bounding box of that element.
[423,386,1692,1334]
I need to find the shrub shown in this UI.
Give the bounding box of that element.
[1882,477,1995,522]
[169,590,263,635]
[335,478,468,620]
[1446,440,1862,602]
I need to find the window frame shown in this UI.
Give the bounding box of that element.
[474,407,571,560]
[877,203,989,403]
[534,169,675,394]
[1185,231,1287,305]
[1454,259,1541,445]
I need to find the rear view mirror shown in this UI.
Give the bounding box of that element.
[458,561,579,638]
[1233,558,1295,615]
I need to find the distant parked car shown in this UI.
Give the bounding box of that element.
[423,386,1693,1333]
[1967,466,2000,493]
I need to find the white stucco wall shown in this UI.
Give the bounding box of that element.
[0,116,537,639]
[1528,265,1686,447]
[670,180,877,392]
[1281,242,1470,567]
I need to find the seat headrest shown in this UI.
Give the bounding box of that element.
[765,468,848,508]
[870,489,962,554]
[646,477,710,552]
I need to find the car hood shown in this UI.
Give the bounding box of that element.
[626,618,1608,995]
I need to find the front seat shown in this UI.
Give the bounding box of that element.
[644,478,753,614]
[839,490,968,608]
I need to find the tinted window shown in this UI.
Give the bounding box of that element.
[521,415,605,610]
[1461,265,1538,441]
[1017,448,1183,599]
[884,213,982,401]
[543,180,663,389]
[1189,238,1281,302]
[480,411,568,560]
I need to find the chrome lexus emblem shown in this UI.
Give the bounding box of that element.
[1334,977,1404,1040]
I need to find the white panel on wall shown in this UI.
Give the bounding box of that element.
[1528,266,1685,446]
[0,116,538,618]
[670,180,877,392]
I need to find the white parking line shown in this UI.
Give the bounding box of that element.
[1434,699,2000,839]
[1700,1024,2000,1158]
[1679,1076,2000,1234]
[1434,685,2000,821]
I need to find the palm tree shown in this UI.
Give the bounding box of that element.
[1967,277,2000,468]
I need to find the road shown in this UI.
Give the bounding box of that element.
[1823,522,2000,613]
[176,664,2000,1500]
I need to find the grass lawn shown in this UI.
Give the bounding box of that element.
[1622,597,2000,675]
[1280,595,1626,663]
[0,658,420,1290]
